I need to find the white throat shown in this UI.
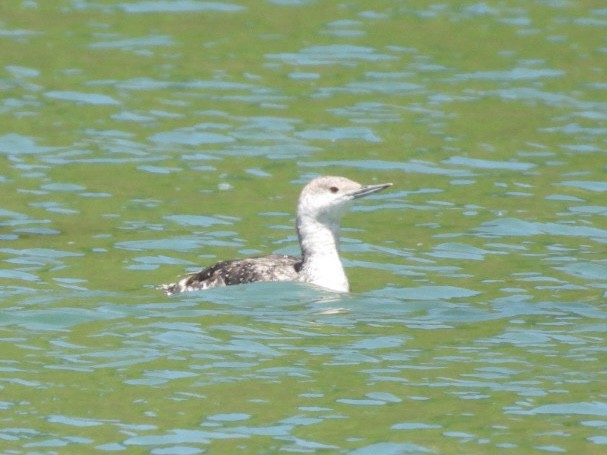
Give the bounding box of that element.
[296,213,349,292]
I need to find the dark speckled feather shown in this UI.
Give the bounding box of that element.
[162,255,302,294]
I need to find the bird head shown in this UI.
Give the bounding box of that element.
[297,176,392,224]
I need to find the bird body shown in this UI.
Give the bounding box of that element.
[161,176,391,295]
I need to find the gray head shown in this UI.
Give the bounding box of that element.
[297,176,392,223]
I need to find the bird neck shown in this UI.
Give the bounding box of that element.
[296,214,349,292]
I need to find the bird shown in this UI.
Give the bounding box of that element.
[160,175,392,295]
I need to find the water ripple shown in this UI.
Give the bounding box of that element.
[266,44,398,65]
[118,1,247,13]
[44,91,120,105]
[476,217,607,239]
[301,159,473,176]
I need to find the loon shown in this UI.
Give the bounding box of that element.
[160,176,392,295]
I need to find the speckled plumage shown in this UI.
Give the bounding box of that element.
[160,176,391,295]
[161,255,301,294]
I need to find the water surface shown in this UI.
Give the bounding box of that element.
[1,1,606,453]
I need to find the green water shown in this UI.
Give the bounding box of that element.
[1,1,606,453]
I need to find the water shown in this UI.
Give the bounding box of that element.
[1,0,606,453]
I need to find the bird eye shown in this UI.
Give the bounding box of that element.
[329,186,339,193]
